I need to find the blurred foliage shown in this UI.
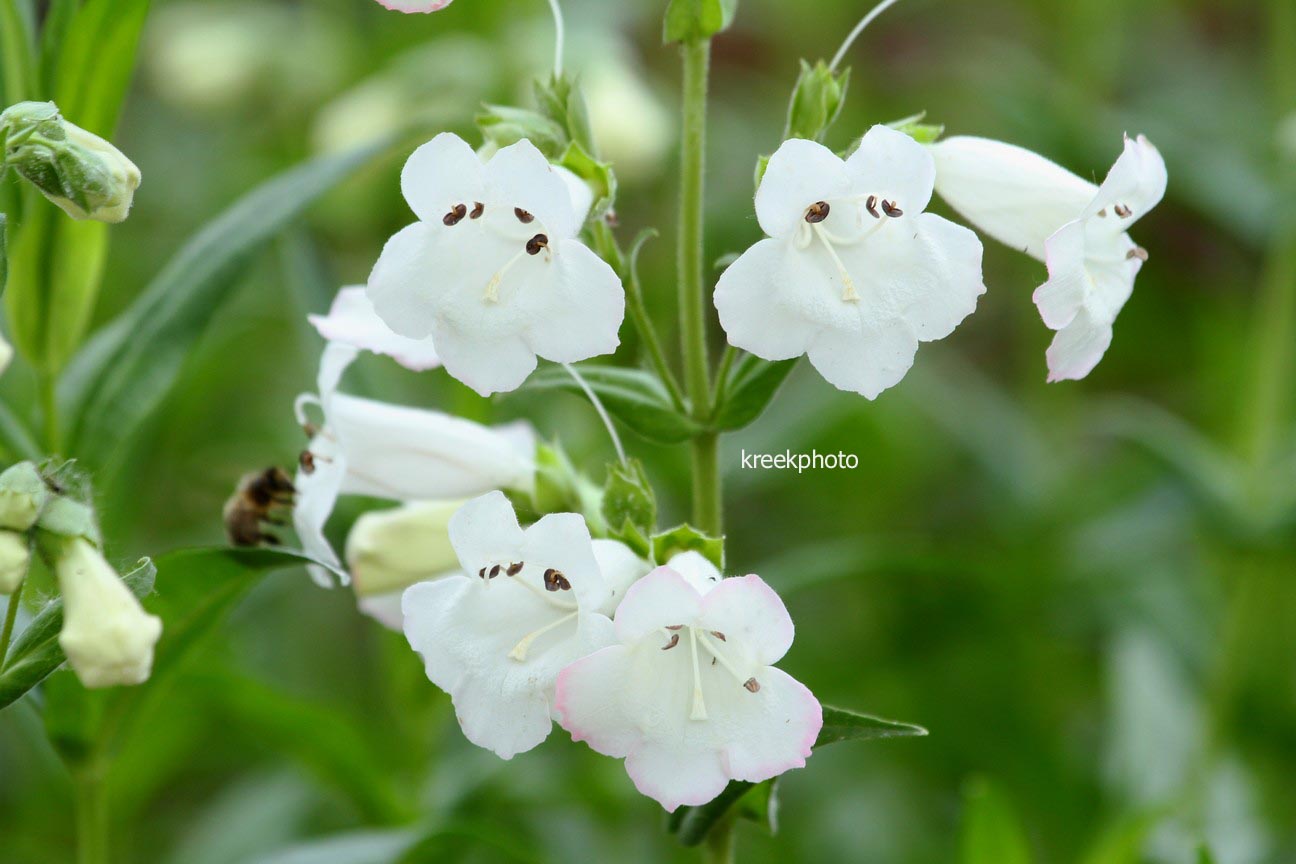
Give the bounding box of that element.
[2,0,1294,862]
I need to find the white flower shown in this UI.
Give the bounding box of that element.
[401,492,616,759]
[366,133,625,397]
[554,554,822,811]
[0,530,29,594]
[714,125,985,399]
[375,0,452,12]
[55,539,162,688]
[345,500,464,629]
[293,342,536,586]
[309,286,441,371]
[931,134,1167,381]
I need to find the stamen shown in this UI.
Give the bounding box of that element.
[662,633,680,650]
[515,207,535,224]
[543,568,571,591]
[689,628,708,720]
[1114,203,1132,218]
[697,630,756,693]
[504,566,578,611]
[526,233,549,256]
[489,564,501,578]
[805,201,831,224]
[813,224,860,302]
[711,631,726,641]
[469,202,484,219]
[485,248,529,302]
[508,611,578,661]
[298,451,316,474]
[443,203,467,226]
[866,195,880,218]
[1127,246,1149,262]
[478,567,486,578]
[506,562,524,576]
[744,678,761,693]
[1097,208,1108,218]
[881,200,903,218]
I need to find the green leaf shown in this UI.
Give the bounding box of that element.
[886,111,945,145]
[475,104,568,158]
[816,705,929,747]
[52,0,151,136]
[0,0,38,105]
[651,523,724,570]
[0,557,156,710]
[0,211,7,297]
[960,778,1032,864]
[557,140,617,219]
[664,0,738,43]
[521,364,701,444]
[1196,846,1217,864]
[601,458,656,556]
[712,354,798,431]
[248,829,422,864]
[1078,810,1165,864]
[533,73,595,155]
[60,139,392,471]
[784,60,850,142]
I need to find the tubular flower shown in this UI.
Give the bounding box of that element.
[555,553,822,811]
[375,0,453,12]
[714,125,986,399]
[55,539,162,688]
[293,342,535,586]
[930,134,1167,381]
[402,492,615,759]
[345,500,464,629]
[309,286,440,372]
[366,133,625,396]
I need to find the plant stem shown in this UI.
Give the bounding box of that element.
[678,37,722,534]
[0,575,24,667]
[704,814,737,864]
[74,762,109,864]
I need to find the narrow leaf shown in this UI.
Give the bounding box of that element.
[522,364,701,444]
[712,354,797,431]
[53,0,151,135]
[816,705,929,747]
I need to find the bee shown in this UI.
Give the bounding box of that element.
[223,467,295,547]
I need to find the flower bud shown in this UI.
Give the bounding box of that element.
[0,530,29,594]
[0,330,12,378]
[54,538,162,688]
[1,101,141,223]
[0,462,48,531]
[784,60,850,143]
[345,500,462,599]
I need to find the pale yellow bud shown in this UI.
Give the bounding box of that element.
[345,500,463,599]
[0,530,29,594]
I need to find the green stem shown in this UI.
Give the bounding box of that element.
[74,762,109,864]
[678,37,721,534]
[710,345,738,417]
[704,815,737,864]
[0,574,24,667]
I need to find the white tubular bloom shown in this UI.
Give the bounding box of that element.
[931,134,1167,381]
[0,530,29,594]
[345,500,464,629]
[55,539,162,688]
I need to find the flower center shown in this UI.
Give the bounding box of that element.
[660,625,760,721]
[475,559,579,662]
[796,194,902,303]
[484,235,552,303]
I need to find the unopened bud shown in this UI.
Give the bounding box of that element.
[0,330,12,377]
[345,500,462,599]
[0,462,48,531]
[54,538,162,688]
[784,60,850,143]
[0,530,29,594]
[1,101,141,223]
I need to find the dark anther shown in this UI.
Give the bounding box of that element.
[544,568,571,591]
[666,625,684,631]
[662,633,680,651]
[301,421,319,439]
[865,195,880,218]
[711,631,726,641]
[515,207,535,224]
[489,564,502,578]
[1127,246,1149,262]
[1097,208,1108,218]
[443,203,467,226]
[298,451,316,475]
[478,567,487,579]
[506,562,524,576]
[881,200,903,218]
[804,201,831,224]
[743,678,761,693]
[469,202,484,219]
[1114,203,1132,218]
[525,233,549,256]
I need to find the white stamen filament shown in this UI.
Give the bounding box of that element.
[688,627,707,721]
[697,631,749,687]
[545,0,565,78]
[501,566,578,611]
[485,248,529,303]
[830,0,907,72]
[508,611,577,661]
[813,224,860,302]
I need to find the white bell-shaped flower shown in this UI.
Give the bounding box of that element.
[309,286,441,372]
[367,133,625,396]
[555,553,822,811]
[714,125,986,399]
[402,492,616,759]
[931,134,1167,381]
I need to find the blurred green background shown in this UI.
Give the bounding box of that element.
[2,0,1294,862]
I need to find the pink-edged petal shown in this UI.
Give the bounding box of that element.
[699,575,795,666]
[309,286,441,371]
[613,567,703,644]
[520,239,624,364]
[1045,307,1114,382]
[591,540,652,617]
[755,138,853,240]
[447,491,525,574]
[376,0,454,12]
[846,124,936,217]
[430,321,538,397]
[485,139,579,239]
[664,551,723,595]
[1082,134,1167,227]
[554,644,640,756]
[806,317,919,399]
[714,238,821,361]
[625,741,730,812]
[721,667,821,783]
[401,132,485,223]
[523,513,608,611]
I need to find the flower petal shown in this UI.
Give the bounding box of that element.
[713,238,821,361]
[805,318,919,399]
[1045,307,1114,382]
[520,239,625,364]
[430,322,538,397]
[1083,134,1167,228]
[366,221,454,339]
[447,491,526,575]
[754,138,853,240]
[376,0,454,12]
[401,132,486,223]
[451,672,555,759]
[485,139,579,239]
[309,286,441,371]
[720,667,821,783]
[292,431,349,587]
[699,575,795,666]
[664,551,723,595]
[592,540,652,617]
[554,644,641,755]
[613,566,703,644]
[846,124,936,217]
[625,741,730,812]
[1034,219,1088,330]
[930,136,1096,261]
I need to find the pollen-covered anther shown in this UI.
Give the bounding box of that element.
[543,568,571,591]
[865,194,880,218]
[525,233,549,256]
[1127,246,1149,262]
[469,201,484,219]
[743,677,761,693]
[506,561,523,576]
[298,451,316,474]
[881,199,903,217]
[804,201,831,223]
[1114,203,1133,218]
[514,207,535,224]
[443,203,468,226]
[710,631,726,641]
[662,633,680,650]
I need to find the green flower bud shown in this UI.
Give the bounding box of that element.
[0,462,48,531]
[0,530,29,594]
[601,459,656,557]
[1,101,141,223]
[345,500,463,599]
[784,60,850,143]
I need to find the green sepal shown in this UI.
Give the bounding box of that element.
[651,524,723,570]
[601,459,656,558]
[785,60,850,142]
[664,0,738,43]
[476,104,567,159]
[558,140,617,220]
[0,461,49,531]
[886,110,944,144]
[528,442,606,534]
[533,73,595,155]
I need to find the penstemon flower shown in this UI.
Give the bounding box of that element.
[366,133,625,397]
[293,341,536,585]
[714,125,986,399]
[931,134,1167,381]
[308,286,441,372]
[555,553,822,811]
[345,500,464,629]
[402,491,616,759]
[374,0,453,12]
